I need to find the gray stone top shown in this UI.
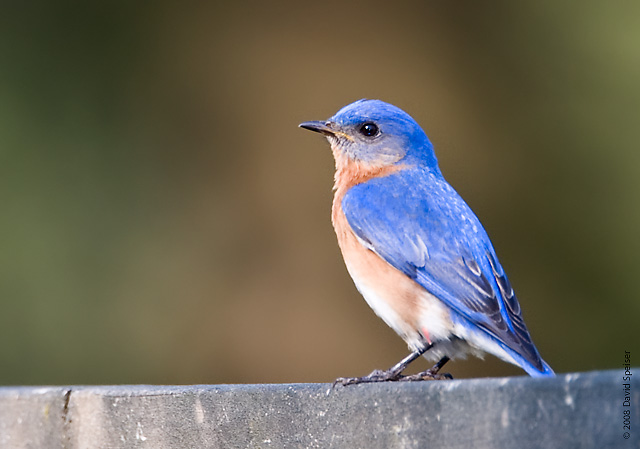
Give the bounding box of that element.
[0,369,637,448]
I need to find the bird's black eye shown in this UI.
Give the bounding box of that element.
[359,122,379,137]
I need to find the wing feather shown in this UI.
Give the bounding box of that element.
[342,168,545,372]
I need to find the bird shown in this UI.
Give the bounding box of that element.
[299,99,554,384]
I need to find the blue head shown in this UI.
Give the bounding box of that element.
[300,99,439,171]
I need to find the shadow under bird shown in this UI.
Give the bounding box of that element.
[300,99,554,385]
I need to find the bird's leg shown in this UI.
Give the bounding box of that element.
[334,344,433,387]
[397,356,453,381]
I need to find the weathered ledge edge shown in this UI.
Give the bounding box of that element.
[0,369,637,449]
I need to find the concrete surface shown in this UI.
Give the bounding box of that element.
[0,370,637,448]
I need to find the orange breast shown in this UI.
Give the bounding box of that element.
[330,154,434,347]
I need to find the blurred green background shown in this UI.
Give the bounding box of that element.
[0,1,637,385]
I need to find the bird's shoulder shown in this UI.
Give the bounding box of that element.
[341,166,546,372]
[342,166,484,251]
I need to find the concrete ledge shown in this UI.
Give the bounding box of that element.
[0,370,637,448]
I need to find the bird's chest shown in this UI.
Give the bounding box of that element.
[331,194,428,347]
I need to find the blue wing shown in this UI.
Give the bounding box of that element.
[342,167,552,376]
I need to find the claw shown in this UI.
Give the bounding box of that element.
[397,370,453,381]
[397,356,453,381]
[331,349,452,387]
[333,368,406,387]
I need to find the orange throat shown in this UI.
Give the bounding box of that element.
[331,150,403,227]
[329,150,427,343]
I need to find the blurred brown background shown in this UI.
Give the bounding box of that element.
[0,1,638,385]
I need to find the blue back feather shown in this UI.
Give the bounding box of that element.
[342,166,554,376]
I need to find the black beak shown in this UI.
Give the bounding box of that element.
[299,121,335,136]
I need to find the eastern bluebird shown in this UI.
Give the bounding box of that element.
[300,99,554,384]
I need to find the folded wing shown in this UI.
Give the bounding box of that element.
[342,168,550,374]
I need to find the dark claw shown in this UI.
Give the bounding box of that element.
[397,370,453,381]
[331,351,451,388]
[333,368,403,387]
[397,356,453,381]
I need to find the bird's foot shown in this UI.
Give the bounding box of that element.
[397,357,453,381]
[333,368,403,387]
[332,351,450,388]
[397,369,453,381]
